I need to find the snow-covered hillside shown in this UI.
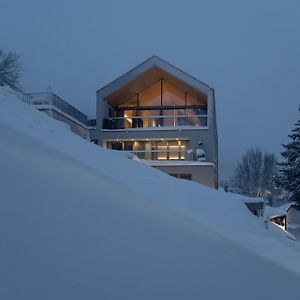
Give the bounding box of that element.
[1,86,300,299]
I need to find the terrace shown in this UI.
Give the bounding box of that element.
[106,138,195,161]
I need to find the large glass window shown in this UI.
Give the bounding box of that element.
[168,141,180,160]
[157,141,168,160]
[108,79,208,129]
[123,110,134,128]
[139,81,161,107]
[106,140,188,160]
[162,81,185,106]
[119,95,138,107]
[140,110,161,127]
[186,93,205,106]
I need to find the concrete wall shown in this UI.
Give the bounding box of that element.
[287,207,300,224]
[40,108,89,139]
[153,164,216,188]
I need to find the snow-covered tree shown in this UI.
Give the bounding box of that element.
[0,48,22,91]
[277,107,300,202]
[231,148,277,197]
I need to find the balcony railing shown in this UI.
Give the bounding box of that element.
[103,114,208,129]
[24,92,88,125]
[126,149,194,161]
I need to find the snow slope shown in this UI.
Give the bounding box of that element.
[0,87,300,299]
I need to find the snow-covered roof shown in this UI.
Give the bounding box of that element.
[276,202,297,212]
[265,205,287,219]
[239,196,264,204]
[264,203,297,220]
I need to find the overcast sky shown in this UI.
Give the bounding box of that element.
[1,0,299,178]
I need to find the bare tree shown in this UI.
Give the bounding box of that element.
[231,148,277,197]
[0,48,23,91]
[261,152,277,192]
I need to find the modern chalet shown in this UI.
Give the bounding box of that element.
[95,56,218,188]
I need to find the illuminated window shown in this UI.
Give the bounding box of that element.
[139,81,161,107]
[111,79,208,129]
[119,95,138,107]
[157,141,168,160]
[168,141,180,160]
[123,110,134,128]
[162,81,185,106]
[140,110,161,127]
[106,139,188,160]
[186,93,205,106]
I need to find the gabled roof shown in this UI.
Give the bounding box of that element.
[265,205,287,219]
[97,56,213,101]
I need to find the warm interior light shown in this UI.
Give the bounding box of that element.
[124,113,132,124]
[157,144,167,160]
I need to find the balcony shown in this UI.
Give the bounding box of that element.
[128,148,194,160]
[106,139,196,160]
[24,92,88,125]
[103,114,208,130]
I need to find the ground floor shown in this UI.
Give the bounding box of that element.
[147,161,217,188]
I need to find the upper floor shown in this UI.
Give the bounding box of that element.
[96,56,216,133]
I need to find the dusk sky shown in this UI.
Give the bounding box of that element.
[1,0,299,178]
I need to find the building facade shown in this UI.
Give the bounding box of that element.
[95,56,218,188]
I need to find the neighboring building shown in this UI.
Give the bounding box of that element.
[95,56,218,188]
[286,203,300,225]
[24,92,95,139]
[264,203,300,233]
[264,205,287,230]
[239,196,264,217]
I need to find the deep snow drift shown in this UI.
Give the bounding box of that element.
[0,87,300,299]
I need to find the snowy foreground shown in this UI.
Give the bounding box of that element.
[1,87,300,299]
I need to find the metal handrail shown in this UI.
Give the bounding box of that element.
[123,149,194,161]
[103,114,208,129]
[113,114,207,120]
[128,149,189,154]
[25,92,88,125]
